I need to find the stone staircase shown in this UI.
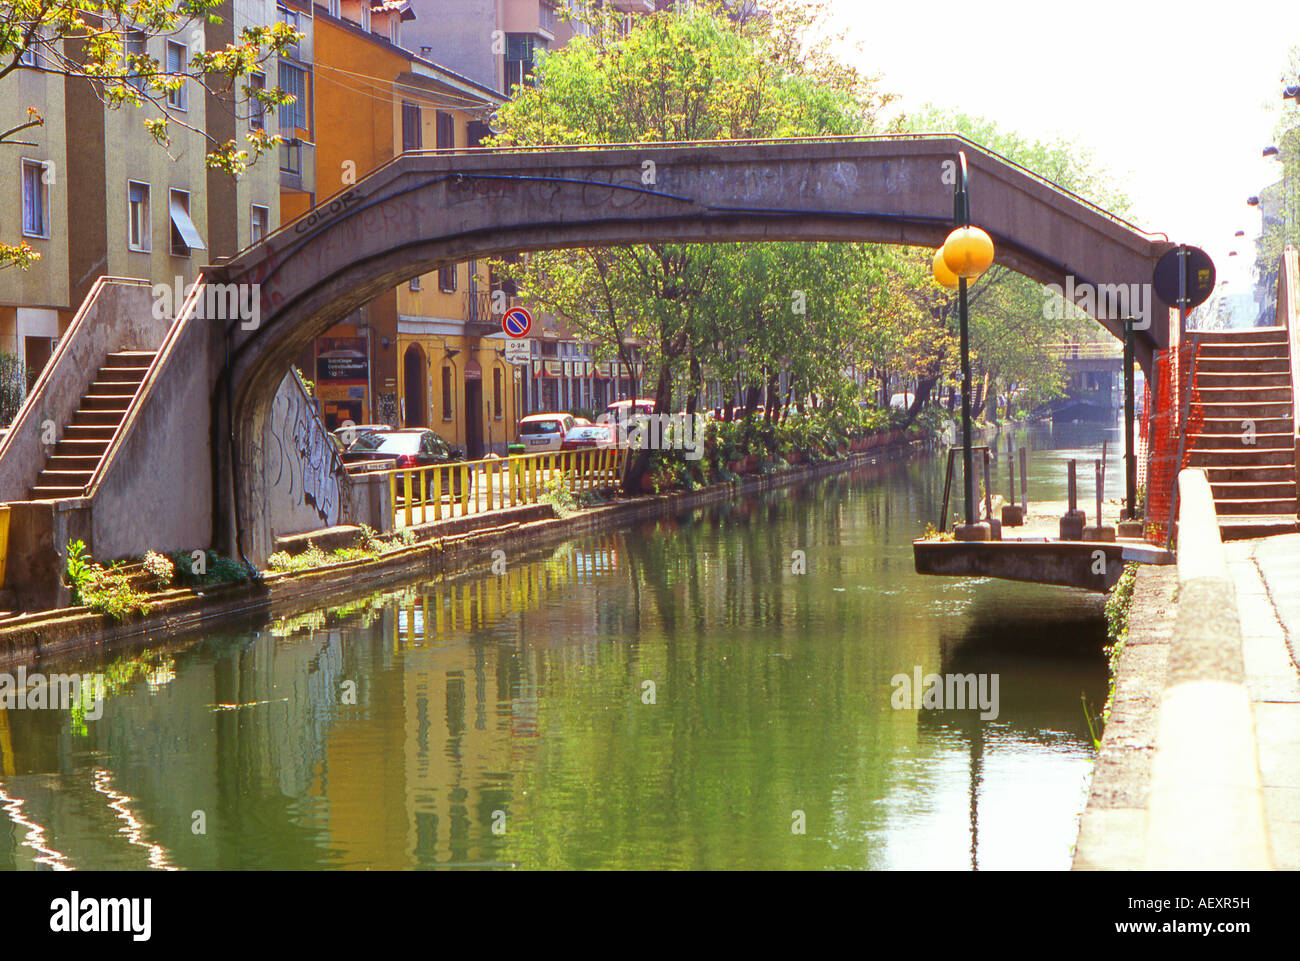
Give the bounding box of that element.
[29,351,156,499]
[1187,328,1299,539]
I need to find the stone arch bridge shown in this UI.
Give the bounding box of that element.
[0,136,1176,589]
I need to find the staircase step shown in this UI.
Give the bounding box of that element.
[53,439,111,457]
[1193,434,1294,453]
[1218,514,1300,540]
[43,455,102,472]
[1197,371,1292,388]
[30,486,88,500]
[1196,343,1289,359]
[1213,497,1300,515]
[1198,416,1293,435]
[1204,465,1297,483]
[1197,401,1293,419]
[1197,386,1292,403]
[1209,480,1298,500]
[69,409,127,427]
[1188,447,1296,466]
[1194,327,1288,344]
[95,367,150,384]
[63,425,118,441]
[103,351,157,367]
[81,395,135,412]
[35,470,92,488]
[1197,357,1291,373]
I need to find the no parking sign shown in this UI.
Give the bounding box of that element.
[502,306,532,338]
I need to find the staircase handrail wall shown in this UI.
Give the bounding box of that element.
[0,278,158,503]
[1278,247,1300,496]
[85,275,206,497]
[83,275,219,560]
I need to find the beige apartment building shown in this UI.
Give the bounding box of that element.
[0,39,71,394]
[1,4,284,403]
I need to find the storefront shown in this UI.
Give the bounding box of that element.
[314,333,371,430]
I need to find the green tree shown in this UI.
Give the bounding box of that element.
[494,1,893,488]
[900,107,1134,421]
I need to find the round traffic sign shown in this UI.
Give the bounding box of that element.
[502,306,532,338]
[1152,246,1215,310]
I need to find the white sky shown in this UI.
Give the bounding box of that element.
[822,0,1298,295]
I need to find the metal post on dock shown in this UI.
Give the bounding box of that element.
[1060,457,1086,540]
[1019,447,1028,513]
[983,449,993,523]
[1095,459,1103,530]
[1007,435,1015,507]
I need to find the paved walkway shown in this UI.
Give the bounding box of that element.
[1224,534,1300,871]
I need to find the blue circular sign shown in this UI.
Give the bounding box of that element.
[502,307,532,338]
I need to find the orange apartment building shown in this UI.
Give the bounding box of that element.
[293,0,521,456]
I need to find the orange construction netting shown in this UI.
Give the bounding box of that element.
[1139,342,1203,546]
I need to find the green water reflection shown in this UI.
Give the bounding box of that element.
[0,425,1113,870]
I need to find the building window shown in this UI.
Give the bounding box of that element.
[169,188,206,257]
[504,34,544,91]
[19,26,47,68]
[441,366,453,420]
[248,72,266,130]
[278,6,300,59]
[251,204,269,244]
[128,181,151,251]
[493,368,503,420]
[280,138,302,173]
[278,61,307,130]
[328,0,339,16]
[390,15,400,45]
[540,3,556,34]
[409,275,421,291]
[124,32,149,93]
[401,101,422,152]
[22,160,49,238]
[438,265,456,293]
[435,111,454,150]
[166,41,187,110]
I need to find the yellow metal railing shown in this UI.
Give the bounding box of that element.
[0,505,9,588]
[378,447,628,528]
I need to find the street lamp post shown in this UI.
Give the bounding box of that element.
[933,152,995,534]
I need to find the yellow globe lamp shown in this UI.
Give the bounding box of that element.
[941,226,995,279]
[932,247,959,290]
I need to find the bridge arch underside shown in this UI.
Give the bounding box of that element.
[210,141,1171,560]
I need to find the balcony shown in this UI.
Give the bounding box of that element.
[464,287,519,335]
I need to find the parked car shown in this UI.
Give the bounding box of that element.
[517,413,575,452]
[597,398,656,424]
[561,422,615,450]
[342,428,469,496]
[333,423,388,448]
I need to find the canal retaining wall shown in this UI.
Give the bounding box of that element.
[0,440,929,669]
[1074,468,1274,870]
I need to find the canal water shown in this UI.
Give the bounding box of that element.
[0,422,1120,871]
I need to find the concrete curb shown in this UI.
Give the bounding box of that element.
[1143,469,1272,869]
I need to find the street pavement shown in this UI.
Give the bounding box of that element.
[1225,534,1300,870]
